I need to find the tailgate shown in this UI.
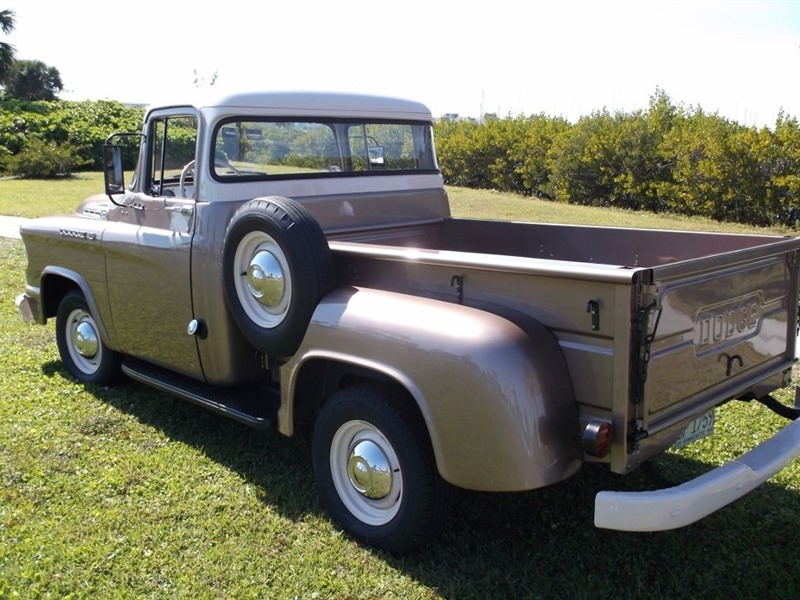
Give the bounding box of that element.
[639,249,799,435]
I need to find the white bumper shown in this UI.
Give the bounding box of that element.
[595,417,800,531]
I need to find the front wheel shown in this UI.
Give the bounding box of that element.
[312,383,451,554]
[55,291,121,385]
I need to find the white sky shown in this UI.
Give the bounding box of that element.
[6,0,800,127]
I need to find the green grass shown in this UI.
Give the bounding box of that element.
[447,187,793,234]
[0,173,105,218]
[2,179,800,597]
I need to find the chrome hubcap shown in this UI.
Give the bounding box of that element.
[73,319,98,358]
[347,440,392,500]
[233,231,292,329]
[246,250,285,307]
[330,419,403,526]
[64,307,103,375]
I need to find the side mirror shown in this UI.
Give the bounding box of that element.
[368,145,385,166]
[102,131,141,205]
[103,144,125,197]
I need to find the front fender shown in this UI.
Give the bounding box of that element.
[20,217,115,348]
[281,287,581,492]
[39,266,116,349]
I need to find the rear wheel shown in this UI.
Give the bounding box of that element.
[55,291,121,384]
[312,383,451,554]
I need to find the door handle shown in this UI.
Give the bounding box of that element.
[166,205,193,217]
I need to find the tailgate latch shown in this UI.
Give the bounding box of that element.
[719,352,743,376]
[586,300,600,331]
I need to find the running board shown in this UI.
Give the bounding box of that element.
[122,358,280,430]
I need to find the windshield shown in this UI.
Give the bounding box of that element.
[211,119,437,180]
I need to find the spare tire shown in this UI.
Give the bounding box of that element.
[222,196,334,356]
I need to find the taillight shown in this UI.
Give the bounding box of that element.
[582,419,612,458]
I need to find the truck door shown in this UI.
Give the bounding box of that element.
[104,110,203,379]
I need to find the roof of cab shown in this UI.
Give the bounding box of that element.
[145,89,434,121]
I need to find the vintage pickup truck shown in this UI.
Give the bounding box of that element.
[15,90,800,553]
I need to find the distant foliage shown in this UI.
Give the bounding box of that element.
[3,91,800,227]
[0,9,15,85]
[435,89,800,227]
[0,98,144,175]
[4,136,83,178]
[4,59,63,101]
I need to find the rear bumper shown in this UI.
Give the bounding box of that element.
[595,417,800,531]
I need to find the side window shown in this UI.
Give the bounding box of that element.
[149,116,198,197]
[347,123,434,172]
[214,121,339,177]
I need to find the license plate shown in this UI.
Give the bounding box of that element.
[673,410,716,449]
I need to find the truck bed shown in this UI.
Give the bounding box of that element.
[329,217,800,473]
[334,216,795,268]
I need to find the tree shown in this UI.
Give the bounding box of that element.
[0,9,15,84]
[4,59,64,101]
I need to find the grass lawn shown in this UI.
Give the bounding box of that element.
[1,177,800,597]
[0,173,104,218]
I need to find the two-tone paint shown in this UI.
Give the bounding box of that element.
[16,90,800,530]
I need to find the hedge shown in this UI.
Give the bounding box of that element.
[434,90,800,227]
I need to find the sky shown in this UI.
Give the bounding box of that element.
[6,0,800,128]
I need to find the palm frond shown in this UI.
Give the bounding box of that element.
[0,9,15,35]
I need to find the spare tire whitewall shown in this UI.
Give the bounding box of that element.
[222,197,334,357]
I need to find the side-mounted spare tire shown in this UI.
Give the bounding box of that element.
[222,196,334,357]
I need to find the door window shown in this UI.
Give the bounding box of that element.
[148,116,198,197]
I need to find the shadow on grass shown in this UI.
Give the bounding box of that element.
[43,360,800,599]
[41,360,320,518]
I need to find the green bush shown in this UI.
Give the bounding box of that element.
[0,98,52,155]
[547,90,679,211]
[0,144,10,171]
[0,98,144,172]
[763,113,800,226]
[435,89,800,228]
[47,100,144,169]
[513,115,571,199]
[435,114,569,196]
[434,118,485,188]
[4,136,85,178]
[547,110,619,206]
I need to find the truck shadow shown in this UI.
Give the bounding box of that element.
[48,363,800,599]
[418,466,800,598]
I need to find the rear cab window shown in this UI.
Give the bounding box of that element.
[211,119,438,181]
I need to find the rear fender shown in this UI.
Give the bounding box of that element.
[281,287,582,492]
